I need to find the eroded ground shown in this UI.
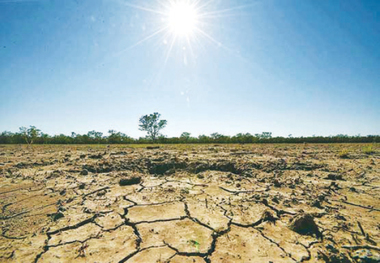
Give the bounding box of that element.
[0,143,379,263]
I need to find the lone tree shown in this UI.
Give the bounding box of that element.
[139,112,167,142]
[19,126,40,144]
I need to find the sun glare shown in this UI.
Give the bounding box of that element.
[167,2,198,37]
[118,0,246,66]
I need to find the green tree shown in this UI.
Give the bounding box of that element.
[40,133,50,144]
[180,132,191,142]
[210,132,230,143]
[198,134,211,143]
[108,130,132,144]
[255,132,272,140]
[210,132,223,140]
[233,133,254,143]
[138,112,167,142]
[87,130,103,143]
[19,126,41,144]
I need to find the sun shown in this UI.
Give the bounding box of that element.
[118,0,244,64]
[166,1,198,37]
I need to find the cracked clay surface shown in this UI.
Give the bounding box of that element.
[0,144,379,262]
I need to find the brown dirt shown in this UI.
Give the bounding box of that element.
[0,143,379,262]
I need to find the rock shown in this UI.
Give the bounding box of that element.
[119,176,141,186]
[80,169,89,175]
[288,213,321,237]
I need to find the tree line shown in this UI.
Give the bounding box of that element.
[1,113,378,144]
[0,126,378,144]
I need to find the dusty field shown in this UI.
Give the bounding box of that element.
[0,143,379,263]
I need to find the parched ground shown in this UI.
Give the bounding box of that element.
[0,143,379,263]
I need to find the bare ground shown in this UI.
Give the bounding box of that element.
[0,143,379,263]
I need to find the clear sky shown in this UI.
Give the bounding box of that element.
[0,0,379,138]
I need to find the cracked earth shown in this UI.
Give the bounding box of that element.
[0,144,379,262]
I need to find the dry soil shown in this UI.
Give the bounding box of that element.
[0,144,379,263]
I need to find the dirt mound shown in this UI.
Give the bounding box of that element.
[119,176,141,186]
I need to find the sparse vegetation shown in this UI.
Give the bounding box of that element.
[362,144,375,155]
[338,149,350,158]
[188,240,200,251]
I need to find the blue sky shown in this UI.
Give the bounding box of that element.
[0,0,379,138]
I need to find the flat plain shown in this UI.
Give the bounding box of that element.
[0,143,379,263]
